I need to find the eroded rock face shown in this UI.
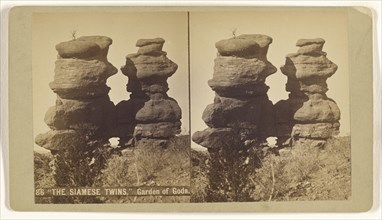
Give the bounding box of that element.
[117,38,182,147]
[275,38,341,147]
[36,35,117,151]
[35,36,117,190]
[192,34,276,149]
[50,59,117,99]
[192,34,277,202]
[209,35,277,98]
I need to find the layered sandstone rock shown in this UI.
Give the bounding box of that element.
[275,38,340,147]
[35,36,117,189]
[192,34,277,149]
[36,36,117,151]
[192,34,276,201]
[117,38,181,147]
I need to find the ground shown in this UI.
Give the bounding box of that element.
[190,136,351,202]
[34,135,351,203]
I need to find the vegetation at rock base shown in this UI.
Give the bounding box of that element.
[95,135,190,203]
[34,135,190,204]
[34,135,350,203]
[190,136,351,202]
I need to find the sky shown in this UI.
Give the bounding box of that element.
[33,9,350,152]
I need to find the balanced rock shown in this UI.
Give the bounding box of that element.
[36,35,117,152]
[56,36,113,59]
[136,38,165,47]
[76,36,113,58]
[296,38,325,55]
[193,34,276,150]
[136,38,165,55]
[117,37,182,147]
[215,34,272,57]
[56,40,100,59]
[275,38,340,147]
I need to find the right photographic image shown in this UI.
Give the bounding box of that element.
[190,8,351,202]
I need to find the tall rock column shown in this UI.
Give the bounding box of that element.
[275,38,340,148]
[192,34,277,201]
[35,36,118,191]
[116,38,182,148]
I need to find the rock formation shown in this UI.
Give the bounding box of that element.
[191,34,277,201]
[192,34,277,149]
[35,36,117,188]
[116,38,182,148]
[275,38,340,148]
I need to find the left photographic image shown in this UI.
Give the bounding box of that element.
[32,12,190,204]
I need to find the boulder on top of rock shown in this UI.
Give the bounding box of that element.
[296,38,325,47]
[238,34,273,48]
[122,54,178,79]
[138,44,164,55]
[296,38,325,55]
[76,36,113,57]
[135,98,182,123]
[56,40,100,59]
[136,38,165,47]
[215,34,273,57]
[56,36,113,59]
[76,36,112,49]
[136,38,165,55]
[297,44,325,55]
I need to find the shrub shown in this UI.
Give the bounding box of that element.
[252,136,351,201]
[96,135,191,203]
[190,149,209,202]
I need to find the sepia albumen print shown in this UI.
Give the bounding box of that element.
[32,9,351,204]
